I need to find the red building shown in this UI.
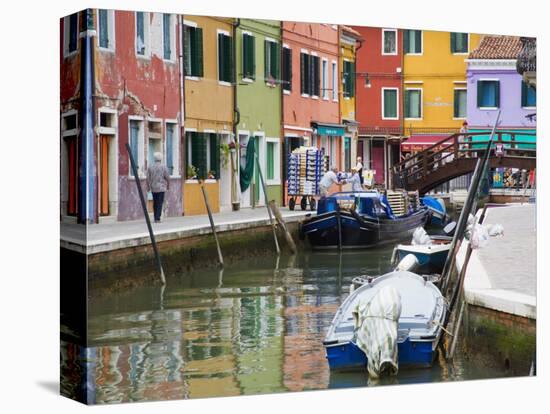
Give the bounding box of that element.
[60,9,183,223]
[353,26,403,186]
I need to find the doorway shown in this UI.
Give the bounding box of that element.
[219,133,232,211]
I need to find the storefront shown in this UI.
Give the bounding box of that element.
[311,122,345,171]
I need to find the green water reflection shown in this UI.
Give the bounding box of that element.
[61,248,516,404]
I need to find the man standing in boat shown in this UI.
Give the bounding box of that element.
[319,166,340,197]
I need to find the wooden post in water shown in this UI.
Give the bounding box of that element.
[255,152,280,255]
[269,200,297,254]
[199,179,224,267]
[336,204,342,250]
[125,143,166,285]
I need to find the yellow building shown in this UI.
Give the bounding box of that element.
[403,30,481,139]
[339,26,362,171]
[183,16,235,215]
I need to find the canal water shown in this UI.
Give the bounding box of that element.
[62,246,518,404]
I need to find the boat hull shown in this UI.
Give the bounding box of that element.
[302,208,429,249]
[325,339,437,371]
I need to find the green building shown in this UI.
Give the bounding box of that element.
[235,19,283,207]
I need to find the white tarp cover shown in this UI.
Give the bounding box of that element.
[352,285,402,378]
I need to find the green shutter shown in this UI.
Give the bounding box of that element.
[264,40,269,80]
[350,62,355,98]
[196,28,203,77]
[267,142,274,180]
[288,48,293,91]
[273,42,280,80]
[342,61,348,97]
[404,90,410,118]
[450,32,456,53]
[308,54,315,95]
[404,30,410,53]
[521,81,527,107]
[250,35,256,79]
[242,34,248,78]
[191,133,208,180]
[495,81,500,108]
[453,89,459,117]
[218,33,224,81]
[209,134,220,179]
[314,56,320,96]
[300,53,307,94]
[415,30,422,53]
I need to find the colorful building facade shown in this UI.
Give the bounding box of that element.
[235,19,283,208]
[60,9,183,223]
[339,26,362,171]
[182,16,235,215]
[353,26,403,186]
[281,22,342,202]
[401,30,481,145]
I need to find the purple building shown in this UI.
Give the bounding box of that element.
[466,35,536,188]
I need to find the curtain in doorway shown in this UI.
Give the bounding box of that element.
[240,138,255,191]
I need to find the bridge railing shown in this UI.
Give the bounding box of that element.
[393,131,536,188]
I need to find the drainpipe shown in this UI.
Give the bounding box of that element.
[79,9,96,224]
[231,18,241,210]
[354,37,363,170]
[280,20,286,206]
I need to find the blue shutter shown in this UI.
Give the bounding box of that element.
[166,124,174,175]
[477,81,483,107]
[495,81,500,108]
[99,10,109,48]
[163,14,171,60]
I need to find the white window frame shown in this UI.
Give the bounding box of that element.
[135,11,151,59]
[382,29,398,56]
[404,29,423,56]
[382,87,399,120]
[217,29,232,87]
[97,9,116,53]
[453,87,468,120]
[332,60,338,102]
[183,20,200,81]
[165,120,180,178]
[63,14,79,58]
[241,30,255,83]
[478,78,500,110]
[61,109,79,137]
[265,137,281,185]
[404,88,423,120]
[322,58,329,100]
[265,38,279,87]
[162,14,177,63]
[128,116,146,179]
[342,58,353,101]
[452,33,470,56]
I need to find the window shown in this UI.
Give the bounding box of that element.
[382,88,398,119]
[165,122,179,176]
[267,142,275,180]
[186,132,220,180]
[135,12,150,57]
[300,52,320,97]
[242,33,255,80]
[404,30,422,54]
[521,81,536,108]
[266,138,281,184]
[129,118,145,177]
[184,24,203,77]
[162,14,174,60]
[147,120,162,168]
[451,33,468,54]
[98,9,115,51]
[382,29,397,55]
[342,60,355,98]
[404,89,422,119]
[477,80,500,108]
[63,13,79,57]
[265,39,280,83]
[218,32,234,83]
[282,47,292,92]
[454,89,467,118]
[322,59,328,99]
[344,137,351,171]
[332,61,338,101]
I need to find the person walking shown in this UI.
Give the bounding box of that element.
[319,166,340,197]
[147,152,170,223]
[355,157,364,185]
[349,167,363,192]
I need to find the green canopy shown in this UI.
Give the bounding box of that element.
[240,139,255,192]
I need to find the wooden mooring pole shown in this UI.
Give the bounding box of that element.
[199,179,224,267]
[269,200,297,254]
[255,152,280,255]
[125,143,166,285]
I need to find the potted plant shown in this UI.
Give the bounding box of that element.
[186,165,198,180]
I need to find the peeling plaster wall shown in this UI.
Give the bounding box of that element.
[93,10,183,221]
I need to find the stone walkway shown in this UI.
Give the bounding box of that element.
[457,203,536,318]
[61,207,313,254]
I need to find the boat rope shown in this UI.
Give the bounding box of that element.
[433,320,453,336]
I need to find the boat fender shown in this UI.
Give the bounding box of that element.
[396,254,419,272]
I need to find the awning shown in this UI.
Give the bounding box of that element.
[312,122,345,136]
[401,135,451,152]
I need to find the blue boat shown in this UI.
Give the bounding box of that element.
[323,271,446,371]
[301,191,429,249]
[421,196,450,226]
[392,238,451,274]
